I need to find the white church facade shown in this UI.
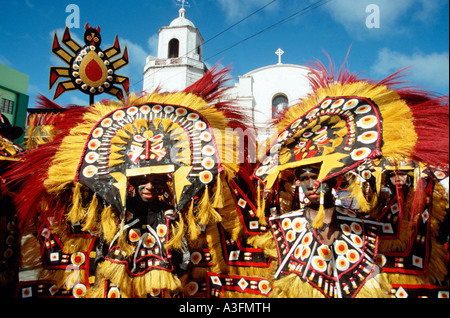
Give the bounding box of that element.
[142,7,315,142]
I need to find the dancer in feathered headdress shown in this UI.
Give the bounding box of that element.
[4,66,272,298]
[252,55,449,298]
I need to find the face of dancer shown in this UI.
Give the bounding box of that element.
[390,171,408,187]
[297,167,333,208]
[134,175,164,202]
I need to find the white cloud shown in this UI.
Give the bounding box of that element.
[69,95,87,106]
[147,33,159,57]
[371,48,449,92]
[118,37,149,91]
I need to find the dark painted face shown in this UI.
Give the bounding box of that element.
[132,175,165,202]
[296,166,334,208]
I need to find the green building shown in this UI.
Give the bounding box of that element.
[0,63,29,145]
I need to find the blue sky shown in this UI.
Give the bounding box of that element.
[0,0,448,107]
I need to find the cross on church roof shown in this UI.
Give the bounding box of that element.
[177,0,190,9]
[275,48,284,65]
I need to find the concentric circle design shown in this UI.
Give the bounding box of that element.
[201,145,216,156]
[199,170,213,184]
[336,255,349,271]
[127,106,138,116]
[107,286,121,298]
[164,106,174,114]
[85,151,99,163]
[281,218,291,230]
[92,127,103,138]
[318,245,332,261]
[83,165,97,178]
[140,105,151,114]
[128,229,141,242]
[351,234,363,248]
[286,230,296,242]
[202,157,215,170]
[347,249,360,263]
[143,234,156,248]
[157,224,167,237]
[258,280,271,294]
[292,217,304,232]
[88,139,100,150]
[71,252,85,266]
[311,256,327,272]
[343,99,359,110]
[190,251,202,264]
[113,110,125,121]
[187,113,199,121]
[354,104,371,114]
[350,222,363,235]
[200,131,212,142]
[152,105,163,113]
[175,108,187,117]
[351,147,371,161]
[357,131,378,144]
[320,99,332,109]
[357,115,378,129]
[186,281,199,296]
[72,284,87,298]
[334,240,348,255]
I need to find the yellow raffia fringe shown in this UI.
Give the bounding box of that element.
[216,183,243,241]
[166,215,185,251]
[81,193,99,232]
[91,260,182,298]
[67,182,85,224]
[256,184,267,225]
[346,178,374,213]
[186,199,200,241]
[270,273,390,298]
[101,205,117,243]
[211,172,224,209]
[312,191,325,229]
[204,223,229,274]
[247,231,278,259]
[197,186,222,225]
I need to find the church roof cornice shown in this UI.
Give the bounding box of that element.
[242,63,315,77]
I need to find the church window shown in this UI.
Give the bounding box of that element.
[168,38,179,58]
[272,94,288,116]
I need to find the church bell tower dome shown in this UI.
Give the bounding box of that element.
[143,6,206,93]
[169,8,195,28]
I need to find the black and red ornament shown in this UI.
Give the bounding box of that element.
[49,23,130,102]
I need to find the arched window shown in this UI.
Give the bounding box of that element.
[272,94,288,116]
[168,38,179,58]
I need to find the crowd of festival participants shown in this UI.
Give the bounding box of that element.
[0,61,448,298]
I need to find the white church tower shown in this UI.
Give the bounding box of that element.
[143,5,207,93]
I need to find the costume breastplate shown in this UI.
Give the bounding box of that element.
[269,207,382,298]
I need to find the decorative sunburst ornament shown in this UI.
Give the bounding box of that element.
[49,23,129,103]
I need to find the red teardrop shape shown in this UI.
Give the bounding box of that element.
[85,59,103,82]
